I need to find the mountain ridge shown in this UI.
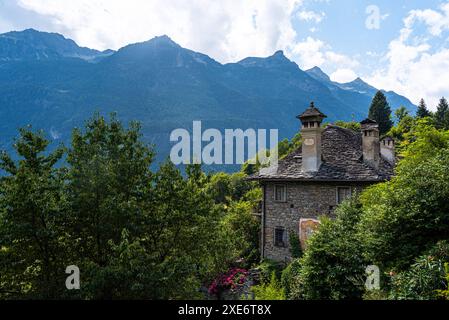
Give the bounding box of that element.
[0,29,416,169]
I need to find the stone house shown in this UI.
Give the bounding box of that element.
[249,103,395,262]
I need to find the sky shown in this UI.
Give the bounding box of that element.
[1,0,449,110]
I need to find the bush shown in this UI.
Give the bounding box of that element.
[250,273,285,300]
[438,263,449,300]
[290,199,367,300]
[289,233,303,259]
[389,241,449,300]
[221,200,260,267]
[281,259,302,299]
[256,260,285,284]
[358,124,449,271]
[208,268,249,300]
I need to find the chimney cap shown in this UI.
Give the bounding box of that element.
[297,102,327,121]
[360,118,377,125]
[361,118,379,131]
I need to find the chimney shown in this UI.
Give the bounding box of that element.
[297,102,327,172]
[361,119,380,169]
[380,136,396,164]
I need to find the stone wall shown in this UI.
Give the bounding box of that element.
[262,181,369,262]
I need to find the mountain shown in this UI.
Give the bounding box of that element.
[0,28,113,61]
[0,30,416,169]
[305,66,416,115]
[305,66,331,83]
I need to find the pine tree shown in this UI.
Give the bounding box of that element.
[416,99,431,118]
[368,91,393,135]
[0,128,67,299]
[434,97,449,130]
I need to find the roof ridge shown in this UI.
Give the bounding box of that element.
[325,124,360,136]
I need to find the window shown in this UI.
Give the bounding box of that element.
[274,227,287,247]
[337,187,352,204]
[274,185,286,202]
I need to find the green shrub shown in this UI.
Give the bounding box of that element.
[281,259,302,299]
[290,199,367,300]
[358,124,449,271]
[256,260,285,284]
[289,233,303,259]
[437,263,449,300]
[389,241,449,300]
[251,273,285,300]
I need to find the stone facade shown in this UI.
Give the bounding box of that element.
[250,103,396,263]
[262,181,369,262]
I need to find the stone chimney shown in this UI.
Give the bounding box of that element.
[297,102,327,172]
[361,119,380,169]
[381,136,395,164]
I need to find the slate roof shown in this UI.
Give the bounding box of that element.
[249,125,394,182]
[297,102,327,119]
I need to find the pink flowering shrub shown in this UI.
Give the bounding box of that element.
[208,268,249,298]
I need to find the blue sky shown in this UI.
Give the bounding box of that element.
[1,0,449,109]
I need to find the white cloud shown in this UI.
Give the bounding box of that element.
[16,0,304,63]
[330,68,357,83]
[404,3,449,37]
[290,36,325,69]
[288,36,358,75]
[367,1,449,109]
[325,51,359,69]
[297,10,325,23]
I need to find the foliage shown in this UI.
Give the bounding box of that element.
[437,263,449,300]
[394,106,409,123]
[434,97,449,130]
[368,91,393,135]
[333,121,361,132]
[0,114,250,300]
[256,259,285,284]
[208,268,249,299]
[289,233,302,259]
[281,259,302,299]
[207,172,256,205]
[358,123,449,271]
[221,200,260,267]
[250,273,285,300]
[389,242,449,300]
[291,199,367,300]
[416,99,432,119]
[0,128,67,299]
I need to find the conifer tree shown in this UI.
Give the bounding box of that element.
[416,98,431,118]
[434,97,449,130]
[0,128,66,299]
[368,91,393,135]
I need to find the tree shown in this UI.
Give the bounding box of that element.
[389,241,449,300]
[0,128,67,299]
[434,97,449,130]
[333,121,361,132]
[395,106,409,123]
[359,122,449,271]
[66,113,155,271]
[368,91,393,135]
[416,99,431,118]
